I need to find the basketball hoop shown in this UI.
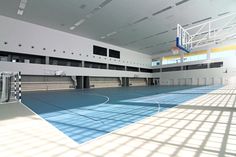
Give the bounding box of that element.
[171,46,180,55]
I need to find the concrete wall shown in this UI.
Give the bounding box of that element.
[152,57,236,86]
[0,15,151,69]
[0,61,152,78]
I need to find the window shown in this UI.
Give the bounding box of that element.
[93,45,107,56]
[50,57,82,67]
[162,66,181,72]
[0,52,8,62]
[210,62,223,68]
[109,49,120,59]
[162,55,181,65]
[84,61,107,69]
[183,64,208,70]
[0,51,45,64]
[126,66,139,72]
[183,50,207,62]
[109,64,125,71]
[152,59,160,66]
[140,68,152,73]
[152,68,160,73]
[211,50,236,59]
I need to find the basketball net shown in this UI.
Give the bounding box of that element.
[171,46,180,55]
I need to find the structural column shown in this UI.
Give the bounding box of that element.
[45,56,50,65]
[82,61,85,67]
[207,48,211,68]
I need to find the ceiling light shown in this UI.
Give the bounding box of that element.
[107,31,117,37]
[17,9,24,15]
[21,0,27,3]
[17,0,27,16]
[74,19,85,26]
[19,3,26,9]
[70,26,76,30]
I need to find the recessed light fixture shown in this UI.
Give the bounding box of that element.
[70,26,76,30]
[17,9,24,15]
[107,31,117,37]
[74,19,85,26]
[17,0,28,16]
[70,1,112,31]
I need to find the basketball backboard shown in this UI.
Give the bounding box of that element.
[176,13,236,53]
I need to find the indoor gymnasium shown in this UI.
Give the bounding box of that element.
[0,0,236,157]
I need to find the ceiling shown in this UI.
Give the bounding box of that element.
[0,0,236,55]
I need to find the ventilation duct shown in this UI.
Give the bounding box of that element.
[192,17,212,24]
[152,6,172,16]
[133,17,149,24]
[175,0,190,6]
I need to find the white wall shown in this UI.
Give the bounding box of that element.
[0,61,152,78]
[0,15,151,68]
[152,57,236,86]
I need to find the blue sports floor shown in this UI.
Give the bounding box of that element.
[22,85,221,144]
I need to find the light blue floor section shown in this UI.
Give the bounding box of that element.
[22,85,221,143]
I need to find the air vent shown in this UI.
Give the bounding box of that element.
[175,0,190,6]
[143,35,156,40]
[218,12,230,16]
[155,30,168,35]
[152,6,172,16]
[99,0,112,8]
[133,17,149,24]
[192,17,212,24]
[143,31,168,40]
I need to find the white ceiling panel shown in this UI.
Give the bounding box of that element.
[0,0,235,55]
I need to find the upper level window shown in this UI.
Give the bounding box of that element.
[162,55,181,65]
[109,49,120,59]
[183,50,207,62]
[210,50,236,59]
[152,59,160,66]
[93,45,107,56]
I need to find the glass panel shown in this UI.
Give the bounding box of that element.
[152,59,160,66]
[162,55,181,65]
[183,54,207,62]
[211,50,236,59]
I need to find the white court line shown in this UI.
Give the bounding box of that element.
[19,102,80,146]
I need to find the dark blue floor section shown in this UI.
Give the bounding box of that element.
[22,85,221,143]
